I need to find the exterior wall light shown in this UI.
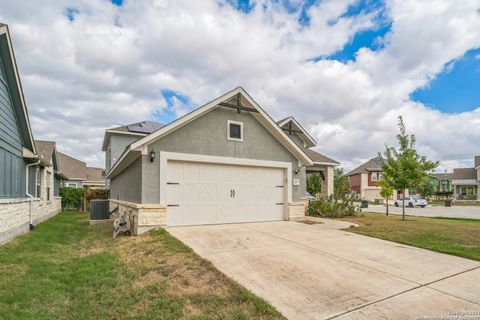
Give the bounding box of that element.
[294,169,300,174]
[150,150,156,162]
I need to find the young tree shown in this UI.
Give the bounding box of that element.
[378,179,393,216]
[382,116,438,220]
[418,177,435,200]
[307,173,322,197]
[334,168,350,198]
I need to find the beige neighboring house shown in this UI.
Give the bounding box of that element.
[451,155,480,200]
[84,167,106,189]
[57,151,106,189]
[57,151,87,188]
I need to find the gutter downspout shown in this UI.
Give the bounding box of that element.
[26,160,41,230]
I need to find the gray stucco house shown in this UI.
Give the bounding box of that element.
[104,87,338,233]
[0,24,61,244]
[451,156,480,199]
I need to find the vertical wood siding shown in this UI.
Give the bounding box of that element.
[0,58,26,198]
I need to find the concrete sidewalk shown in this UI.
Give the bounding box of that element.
[169,220,480,320]
[367,204,480,219]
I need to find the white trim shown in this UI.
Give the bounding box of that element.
[159,151,292,207]
[226,120,243,142]
[0,25,36,154]
[313,161,339,166]
[277,116,317,147]
[101,129,148,151]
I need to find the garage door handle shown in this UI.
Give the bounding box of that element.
[233,190,235,198]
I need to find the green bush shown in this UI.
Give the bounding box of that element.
[59,187,84,211]
[307,195,359,218]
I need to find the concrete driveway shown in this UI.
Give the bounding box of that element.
[168,219,480,320]
[367,204,480,219]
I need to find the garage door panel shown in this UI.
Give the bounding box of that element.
[167,160,286,226]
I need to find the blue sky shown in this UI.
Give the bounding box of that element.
[411,48,480,113]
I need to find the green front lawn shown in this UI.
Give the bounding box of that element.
[339,213,480,261]
[429,199,480,206]
[0,212,283,320]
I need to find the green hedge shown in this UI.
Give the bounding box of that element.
[59,187,84,211]
[307,195,359,218]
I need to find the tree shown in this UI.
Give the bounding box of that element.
[418,177,435,200]
[307,173,322,197]
[382,116,438,220]
[334,168,350,198]
[378,179,393,216]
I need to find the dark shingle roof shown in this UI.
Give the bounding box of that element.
[109,121,164,134]
[86,167,105,181]
[304,148,339,165]
[34,140,56,166]
[430,172,453,181]
[475,156,480,168]
[57,152,87,180]
[452,168,477,180]
[346,157,384,176]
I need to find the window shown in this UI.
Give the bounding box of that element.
[46,172,51,201]
[36,168,42,198]
[371,172,379,181]
[227,120,243,142]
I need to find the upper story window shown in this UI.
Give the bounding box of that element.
[371,172,379,181]
[227,120,243,142]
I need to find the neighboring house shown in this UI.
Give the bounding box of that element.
[57,151,87,188]
[346,157,387,200]
[0,24,61,244]
[277,116,339,196]
[451,156,480,200]
[84,167,106,189]
[104,87,331,233]
[430,172,453,193]
[102,121,164,172]
[57,151,106,189]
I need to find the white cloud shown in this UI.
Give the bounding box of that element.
[0,0,479,171]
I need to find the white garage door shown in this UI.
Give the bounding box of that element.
[166,160,285,226]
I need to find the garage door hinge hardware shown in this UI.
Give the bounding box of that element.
[276,185,284,188]
[276,203,284,205]
[167,182,179,185]
[167,204,179,207]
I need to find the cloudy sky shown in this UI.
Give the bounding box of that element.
[1,0,480,171]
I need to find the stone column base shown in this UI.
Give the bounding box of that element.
[109,199,167,235]
[287,202,307,220]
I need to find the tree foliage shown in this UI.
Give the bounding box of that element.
[378,178,393,216]
[60,187,84,211]
[418,178,435,199]
[382,116,438,220]
[306,173,322,196]
[333,168,350,198]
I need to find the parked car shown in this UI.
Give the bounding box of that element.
[304,192,316,203]
[394,197,427,208]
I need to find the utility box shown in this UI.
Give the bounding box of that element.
[90,199,110,221]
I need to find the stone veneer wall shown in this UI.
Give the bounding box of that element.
[287,200,307,220]
[0,197,61,245]
[109,199,167,235]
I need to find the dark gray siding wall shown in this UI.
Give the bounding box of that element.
[110,156,142,203]
[141,107,304,203]
[0,57,25,198]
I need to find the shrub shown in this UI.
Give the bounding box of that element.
[307,195,359,218]
[59,187,84,211]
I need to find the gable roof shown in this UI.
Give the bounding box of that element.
[101,120,164,151]
[0,24,36,155]
[452,168,477,180]
[475,156,480,169]
[86,167,105,182]
[346,157,384,176]
[277,116,317,148]
[106,87,313,178]
[34,140,56,167]
[304,148,340,165]
[57,151,87,180]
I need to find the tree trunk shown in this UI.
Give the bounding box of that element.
[386,198,389,216]
[402,189,406,220]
